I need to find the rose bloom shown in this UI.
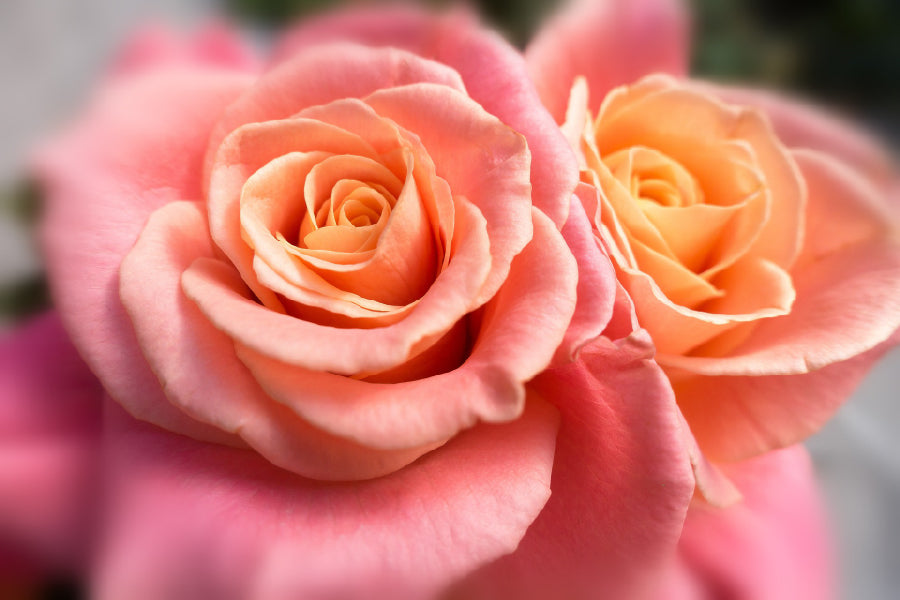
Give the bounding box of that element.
[526,0,900,597]
[1,6,701,600]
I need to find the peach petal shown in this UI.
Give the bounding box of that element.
[209,118,382,311]
[184,197,491,376]
[364,83,533,306]
[36,68,252,444]
[525,0,689,123]
[0,314,102,572]
[232,209,575,450]
[596,76,805,269]
[275,6,577,228]
[793,149,899,268]
[630,239,725,308]
[121,201,440,480]
[204,43,467,188]
[661,240,900,376]
[96,396,558,600]
[707,84,896,187]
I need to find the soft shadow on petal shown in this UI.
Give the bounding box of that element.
[0,314,103,574]
[94,397,558,600]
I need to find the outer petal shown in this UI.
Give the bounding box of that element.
[457,303,694,599]
[95,398,558,600]
[272,5,576,228]
[706,85,896,189]
[110,22,260,77]
[0,314,102,573]
[672,339,898,463]
[662,446,833,600]
[36,66,252,444]
[526,0,689,123]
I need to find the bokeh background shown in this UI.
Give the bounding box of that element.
[1,1,898,598]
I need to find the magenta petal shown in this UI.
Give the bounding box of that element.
[527,0,689,122]
[95,398,558,599]
[0,313,102,573]
[459,331,693,598]
[273,5,576,227]
[665,446,833,600]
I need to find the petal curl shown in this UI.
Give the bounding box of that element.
[95,398,558,600]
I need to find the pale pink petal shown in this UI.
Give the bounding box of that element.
[457,324,694,599]
[273,6,576,227]
[121,201,439,480]
[37,67,252,444]
[526,0,689,123]
[662,446,833,600]
[0,313,102,572]
[230,209,577,451]
[110,23,259,77]
[95,397,558,600]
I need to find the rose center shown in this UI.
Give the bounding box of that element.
[603,146,704,209]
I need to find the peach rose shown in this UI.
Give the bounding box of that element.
[529,0,900,499]
[12,7,694,599]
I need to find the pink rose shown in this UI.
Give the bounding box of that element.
[528,0,900,494]
[3,6,698,599]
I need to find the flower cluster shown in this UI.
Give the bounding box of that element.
[2,1,898,598]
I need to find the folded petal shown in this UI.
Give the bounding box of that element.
[95,398,558,600]
[0,313,102,572]
[36,67,252,444]
[526,0,689,123]
[662,446,833,600]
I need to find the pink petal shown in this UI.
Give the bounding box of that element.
[109,22,259,78]
[458,303,694,598]
[526,0,689,123]
[663,446,833,600]
[553,197,618,364]
[95,397,558,599]
[37,67,252,444]
[121,201,439,481]
[273,5,576,228]
[0,313,102,572]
